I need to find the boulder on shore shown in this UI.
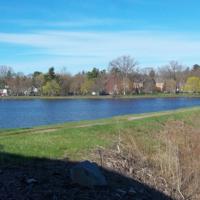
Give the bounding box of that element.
[70,160,107,187]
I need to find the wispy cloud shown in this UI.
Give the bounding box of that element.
[0,18,128,28]
[0,30,200,72]
[0,30,200,55]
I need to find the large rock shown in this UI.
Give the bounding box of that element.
[70,160,107,187]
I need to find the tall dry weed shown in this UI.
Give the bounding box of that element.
[154,119,200,199]
[91,117,200,199]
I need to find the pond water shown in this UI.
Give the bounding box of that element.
[0,98,200,128]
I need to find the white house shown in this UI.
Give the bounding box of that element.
[24,87,39,96]
[0,89,8,96]
[156,82,165,92]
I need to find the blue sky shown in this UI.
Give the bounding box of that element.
[0,0,200,74]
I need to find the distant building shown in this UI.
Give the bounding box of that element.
[133,82,143,89]
[33,87,38,93]
[0,89,8,96]
[156,82,165,92]
[143,78,156,93]
[133,81,164,94]
[133,82,143,94]
[24,87,39,96]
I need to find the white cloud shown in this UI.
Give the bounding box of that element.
[0,30,200,72]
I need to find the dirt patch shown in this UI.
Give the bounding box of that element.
[128,112,171,121]
[75,122,109,128]
[33,128,59,134]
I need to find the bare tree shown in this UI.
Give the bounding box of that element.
[70,73,85,95]
[0,65,13,88]
[106,67,122,95]
[191,64,200,77]
[164,79,177,93]
[158,61,187,92]
[7,75,32,96]
[0,65,13,77]
[159,61,183,81]
[58,73,72,96]
[109,56,138,95]
[168,61,184,82]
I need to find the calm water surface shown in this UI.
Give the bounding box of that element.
[0,98,200,128]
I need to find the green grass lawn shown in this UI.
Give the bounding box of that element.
[0,107,200,163]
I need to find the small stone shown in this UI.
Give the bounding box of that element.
[26,178,38,184]
[129,167,134,174]
[128,187,137,195]
[114,193,122,199]
[116,189,126,196]
[106,162,112,168]
[70,160,107,188]
[0,170,2,174]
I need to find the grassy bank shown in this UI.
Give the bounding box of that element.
[1,107,200,199]
[1,93,200,100]
[0,107,199,160]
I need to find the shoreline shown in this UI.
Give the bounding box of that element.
[1,106,199,131]
[1,93,200,100]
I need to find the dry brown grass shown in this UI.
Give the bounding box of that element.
[91,117,200,200]
[155,120,200,200]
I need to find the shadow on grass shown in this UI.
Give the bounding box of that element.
[0,151,173,200]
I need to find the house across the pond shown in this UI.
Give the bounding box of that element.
[0,89,8,96]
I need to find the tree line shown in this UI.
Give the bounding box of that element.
[0,56,200,96]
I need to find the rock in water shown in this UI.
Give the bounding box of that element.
[70,160,107,187]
